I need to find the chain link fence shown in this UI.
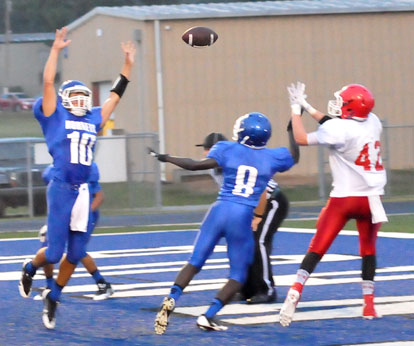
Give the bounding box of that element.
[0,125,412,218]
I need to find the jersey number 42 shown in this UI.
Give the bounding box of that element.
[355,141,384,171]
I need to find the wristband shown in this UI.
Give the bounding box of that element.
[110,74,130,98]
[254,213,263,218]
[291,104,301,115]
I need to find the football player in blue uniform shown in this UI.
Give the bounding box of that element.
[35,163,113,301]
[149,112,299,333]
[18,27,135,329]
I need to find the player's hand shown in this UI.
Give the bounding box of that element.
[251,216,262,231]
[287,82,317,116]
[52,27,71,51]
[147,147,168,162]
[121,41,136,66]
[287,81,307,114]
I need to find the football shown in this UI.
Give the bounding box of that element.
[182,26,218,48]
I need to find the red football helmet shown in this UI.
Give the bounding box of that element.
[328,84,375,121]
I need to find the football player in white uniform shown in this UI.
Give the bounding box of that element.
[279,82,387,327]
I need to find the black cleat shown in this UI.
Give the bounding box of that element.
[42,289,58,329]
[247,289,277,304]
[93,282,114,301]
[196,314,228,331]
[154,297,175,335]
[18,259,33,298]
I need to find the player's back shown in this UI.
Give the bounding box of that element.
[207,141,294,206]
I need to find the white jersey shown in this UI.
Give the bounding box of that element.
[307,113,387,197]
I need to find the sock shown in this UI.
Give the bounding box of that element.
[91,270,105,284]
[48,281,64,302]
[205,298,224,319]
[25,261,37,277]
[168,284,183,301]
[291,269,310,294]
[362,280,374,296]
[46,276,54,290]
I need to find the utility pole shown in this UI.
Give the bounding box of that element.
[3,0,12,93]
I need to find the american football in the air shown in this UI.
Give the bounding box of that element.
[182,26,218,47]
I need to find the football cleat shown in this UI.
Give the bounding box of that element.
[18,259,33,298]
[363,294,382,320]
[196,314,228,331]
[247,289,277,304]
[279,288,301,327]
[93,282,114,301]
[42,289,58,329]
[154,297,175,335]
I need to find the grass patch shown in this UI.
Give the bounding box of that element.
[0,111,43,138]
[2,215,411,240]
[283,214,414,233]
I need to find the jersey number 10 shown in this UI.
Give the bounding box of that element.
[67,131,97,166]
[354,141,384,171]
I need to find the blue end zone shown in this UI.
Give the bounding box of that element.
[0,228,413,346]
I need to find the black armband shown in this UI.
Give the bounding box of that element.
[110,74,130,98]
[254,213,263,218]
[319,115,332,125]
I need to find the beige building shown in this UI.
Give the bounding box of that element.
[0,33,58,97]
[65,0,414,180]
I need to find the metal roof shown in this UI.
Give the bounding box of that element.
[68,0,414,30]
[0,33,54,44]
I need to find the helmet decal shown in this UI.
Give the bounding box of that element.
[232,112,272,148]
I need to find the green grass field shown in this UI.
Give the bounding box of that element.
[0,214,412,240]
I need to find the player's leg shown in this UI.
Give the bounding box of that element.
[155,202,224,335]
[280,197,348,327]
[41,182,79,329]
[197,203,254,331]
[81,213,113,300]
[81,254,114,300]
[356,203,382,320]
[248,192,289,304]
[19,182,72,299]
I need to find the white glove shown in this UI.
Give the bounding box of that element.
[287,82,316,115]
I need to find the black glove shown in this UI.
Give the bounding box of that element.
[147,147,168,162]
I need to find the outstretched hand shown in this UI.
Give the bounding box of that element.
[52,27,71,51]
[147,147,168,162]
[287,81,307,110]
[121,41,136,66]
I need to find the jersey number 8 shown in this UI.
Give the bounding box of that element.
[232,165,258,197]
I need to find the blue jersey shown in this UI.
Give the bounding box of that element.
[34,98,102,185]
[207,141,294,207]
[42,162,101,195]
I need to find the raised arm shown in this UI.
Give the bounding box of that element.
[42,27,71,116]
[100,41,136,127]
[148,147,219,170]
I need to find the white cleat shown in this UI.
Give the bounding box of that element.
[196,314,228,331]
[279,289,300,327]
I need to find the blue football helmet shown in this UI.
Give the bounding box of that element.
[232,112,272,148]
[58,80,92,116]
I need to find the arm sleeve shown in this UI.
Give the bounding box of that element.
[271,147,295,172]
[314,119,346,147]
[33,97,58,121]
[164,156,218,171]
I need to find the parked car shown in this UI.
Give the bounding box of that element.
[0,138,48,217]
[0,92,36,111]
